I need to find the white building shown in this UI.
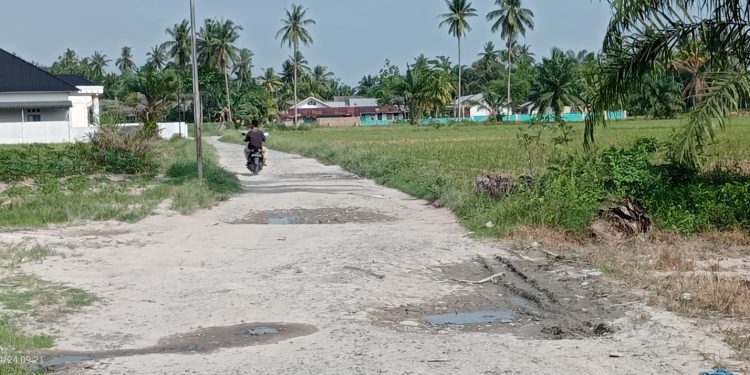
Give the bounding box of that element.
[0,49,188,144]
[453,93,510,121]
[0,48,107,144]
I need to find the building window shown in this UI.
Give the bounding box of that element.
[26,109,41,122]
[307,101,317,106]
[377,114,383,120]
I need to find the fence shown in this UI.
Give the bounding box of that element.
[0,122,188,144]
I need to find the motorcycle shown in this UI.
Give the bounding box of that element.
[241,132,269,175]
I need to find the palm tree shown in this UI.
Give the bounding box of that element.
[413,54,431,71]
[670,39,709,106]
[530,49,582,121]
[357,75,378,96]
[430,56,454,73]
[60,49,78,68]
[399,66,431,124]
[90,51,110,77]
[116,46,137,74]
[258,68,284,97]
[439,0,477,121]
[515,43,535,65]
[478,41,501,67]
[164,20,192,70]
[201,19,242,124]
[233,48,254,86]
[130,65,179,133]
[147,45,168,70]
[487,0,534,117]
[276,4,316,126]
[164,20,192,124]
[586,0,749,168]
[310,65,335,98]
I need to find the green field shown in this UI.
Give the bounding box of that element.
[268,119,750,174]
[256,119,750,236]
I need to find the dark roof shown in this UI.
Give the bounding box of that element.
[56,74,97,86]
[0,48,78,93]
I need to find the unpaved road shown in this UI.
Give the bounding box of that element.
[9,138,741,374]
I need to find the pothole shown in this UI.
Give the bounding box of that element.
[424,308,515,325]
[35,322,316,371]
[376,255,628,339]
[229,208,395,225]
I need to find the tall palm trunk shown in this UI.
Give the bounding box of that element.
[507,37,513,119]
[293,43,299,127]
[458,37,463,121]
[223,62,233,126]
[176,77,183,136]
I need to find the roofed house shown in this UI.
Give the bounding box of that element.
[452,93,511,121]
[0,48,103,144]
[282,96,408,126]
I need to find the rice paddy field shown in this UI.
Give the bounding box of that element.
[258,118,750,235]
[268,119,750,175]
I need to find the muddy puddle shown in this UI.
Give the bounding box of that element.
[230,207,394,225]
[376,254,628,339]
[424,308,514,325]
[34,322,316,371]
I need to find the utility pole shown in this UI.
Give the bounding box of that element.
[190,0,203,179]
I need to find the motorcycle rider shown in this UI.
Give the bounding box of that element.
[243,120,267,167]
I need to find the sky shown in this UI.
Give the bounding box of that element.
[1,0,613,85]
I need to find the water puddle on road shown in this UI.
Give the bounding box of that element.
[231,208,394,225]
[424,308,515,325]
[35,322,316,371]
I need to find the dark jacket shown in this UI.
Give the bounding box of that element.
[244,129,266,149]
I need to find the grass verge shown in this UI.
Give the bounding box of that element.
[0,244,94,374]
[0,137,239,226]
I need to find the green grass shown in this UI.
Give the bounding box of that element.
[0,137,240,227]
[261,119,750,235]
[0,244,93,374]
[187,122,231,137]
[0,245,55,269]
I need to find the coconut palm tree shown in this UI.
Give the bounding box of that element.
[439,0,477,121]
[164,20,192,70]
[587,0,749,168]
[530,48,582,121]
[201,19,242,124]
[89,51,110,77]
[60,49,78,68]
[357,75,378,96]
[413,54,432,72]
[147,45,169,70]
[310,65,335,98]
[116,46,137,74]
[276,4,316,126]
[430,56,454,73]
[233,48,254,86]
[258,68,284,97]
[487,0,534,117]
[479,41,501,67]
[164,20,192,123]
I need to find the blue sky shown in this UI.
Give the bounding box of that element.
[2,0,613,85]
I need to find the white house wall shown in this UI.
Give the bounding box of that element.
[68,95,91,127]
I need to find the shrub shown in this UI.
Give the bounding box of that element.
[88,124,156,174]
[495,138,750,234]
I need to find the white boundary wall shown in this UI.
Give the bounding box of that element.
[0,122,188,144]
